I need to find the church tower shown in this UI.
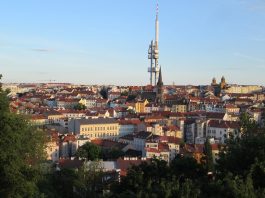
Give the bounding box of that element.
[220,76,226,89]
[156,66,164,104]
[211,77,217,86]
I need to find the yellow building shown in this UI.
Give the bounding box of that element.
[220,76,226,89]
[78,98,87,106]
[172,104,187,113]
[45,130,59,162]
[226,85,262,94]
[69,118,119,140]
[43,111,65,124]
[135,99,149,113]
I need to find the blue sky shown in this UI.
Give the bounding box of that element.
[1,0,265,85]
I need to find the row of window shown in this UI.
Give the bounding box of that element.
[83,133,118,138]
[81,125,118,132]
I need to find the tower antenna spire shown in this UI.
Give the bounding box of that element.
[156,0,159,16]
[148,0,160,86]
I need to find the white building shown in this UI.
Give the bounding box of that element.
[207,120,240,143]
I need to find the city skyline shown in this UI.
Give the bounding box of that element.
[1,0,265,85]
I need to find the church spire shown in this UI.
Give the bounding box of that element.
[157,66,163,86]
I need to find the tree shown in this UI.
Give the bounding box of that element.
[76,142,102,160]
[217,121,265,178]
[74,103,86,110]
[120,91,128,96]
[110,158,201,198]
[74,161,105,197]
[102,147,125,160]
[170,155,205,180]
[203,138,214,173]
[99,86,108,99]
[240,112,258,135]
[0,75,46,197]
[52,169,78,198]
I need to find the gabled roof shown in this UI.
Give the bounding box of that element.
[91,139,127,150]
[208,120,240,129]
[59,159,84,169]
[77,118,118,125]
[134,131,152,139]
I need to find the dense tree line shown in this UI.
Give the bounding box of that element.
[108,113,265,198]
[0,75,46,197]
[75,142,125,161]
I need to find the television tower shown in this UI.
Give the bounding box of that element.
[148,1,160,86]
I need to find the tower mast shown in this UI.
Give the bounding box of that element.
[154,1,159,85]
[148,1,160,86]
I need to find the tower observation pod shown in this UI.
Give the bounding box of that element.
[148,1,160,86]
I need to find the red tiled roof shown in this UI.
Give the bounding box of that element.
[59,159,84,169]
[208,120,240,129]
[91,139,127,150]
[31,114,46,120]
[62,134,76,142]
[118,119,141,125]
[116,157,149,176]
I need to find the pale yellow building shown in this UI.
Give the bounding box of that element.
[69,118,119,140]
[226,85,262,94]
[45,131,59,162]
[172,104,187,113]
[135,99,149,113]
[43,111,65,124]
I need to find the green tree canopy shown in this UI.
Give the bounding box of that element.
[0,75,46,197]
[202,138,214,173]
[75,142,102,161]
[74,103,86,110]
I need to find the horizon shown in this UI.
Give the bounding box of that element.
[1,0,265,85]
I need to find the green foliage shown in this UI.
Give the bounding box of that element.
[170,155,205,179]
[202,138,214,173]
[52,169,78,198]
[0,75,46,197]
[120,91,128,96]
[74,162,105,197]
[110,158,202,197]
[217,133,265,178]
[102,148,125,160]
[74,103,86,110]
[240,112,258,135]
[126,94,137,102]
[75,142,102,160]
[100,87,109,99]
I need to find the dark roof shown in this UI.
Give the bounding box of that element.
[134,131,152,139]
[58,159,84,169]
[206,112,225,119]
[119,134,134,141]
[77,118,118,125]
[91,139,128,150]
[208,120,240,129]
[43,110,63,116]
[140,92,156,102]
[124,149,142,157]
